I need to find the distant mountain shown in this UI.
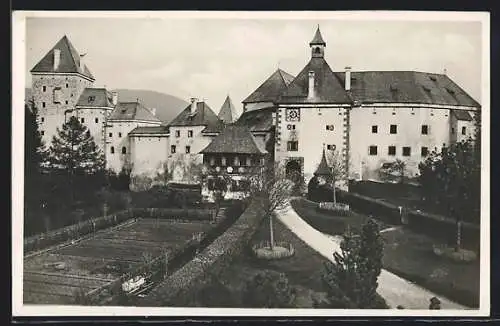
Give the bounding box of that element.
[24,88,188,125]
[111,89,188,125]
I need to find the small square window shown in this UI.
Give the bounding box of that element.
[372,125,378,133]
[171,145,176,154]
[403,147,411,157]
[421,125,429,135]
[390,125,397,134]
[421,147,429,157]
[287,141,298,151]
[95,118,99,123]
[369,146,377,155]
[188,130,193,137]
[388,146,396,156]
[186,146,191,154]
[461,126,466,135]
[175,130,180,138]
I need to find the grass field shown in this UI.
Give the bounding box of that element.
[23,219,213,305]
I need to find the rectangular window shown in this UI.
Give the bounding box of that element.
[462,126,467,135]
[388,146,396,156]
[188,130,193,137]
[175,130,180,138]
[287,141,298,151]
[403,147,411,157]
[421,125,429,135]
[390,125,397,134]
[421,147,429,157]
[369,146,377,156]
[185,146,191,154]
[171,145,176,154]
[372,125,378,133]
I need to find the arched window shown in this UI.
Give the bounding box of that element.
[122,147,127,154]
[110,146,115,154]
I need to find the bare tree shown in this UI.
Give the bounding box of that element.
[247,161,294,251]
[325,149,344,205]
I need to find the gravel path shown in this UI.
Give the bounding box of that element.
[276,205,468,310]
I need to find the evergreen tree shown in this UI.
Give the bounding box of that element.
[323,219,384,308]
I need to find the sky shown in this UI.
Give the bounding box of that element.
[24,15,483,117]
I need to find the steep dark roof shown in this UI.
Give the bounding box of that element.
[76,88,114,107]
[243,69,295,104]
[235,106,274,132]
[336,71,480,108]
[168,102,224,133]
[30,35,94,80]
[109,101,161,122]
[129,126,169,135]
[310,26,326,46]
[201,124,267,155]
[218,96,238,124]
[314,148,332,177]
[453,110,473,121]
[280,57,352,104]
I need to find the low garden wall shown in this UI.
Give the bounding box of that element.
[24,207,217,255]
[338,190,480,249]
[138,200,265,307]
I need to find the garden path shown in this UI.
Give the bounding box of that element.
[276,204,468,310]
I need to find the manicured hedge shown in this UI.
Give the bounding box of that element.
[338,190,480,250]
[138,200,263,307]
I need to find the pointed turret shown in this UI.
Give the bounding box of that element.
[314,145,332,177]
[218,95,238,124]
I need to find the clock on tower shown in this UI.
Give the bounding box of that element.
[285,108,300,122]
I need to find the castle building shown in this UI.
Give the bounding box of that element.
[30,29,480,194]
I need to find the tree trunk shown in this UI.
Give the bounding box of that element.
[269,214,275,251]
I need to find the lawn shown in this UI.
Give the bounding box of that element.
[291,197,480,308]
[23,219,212,305]
[196,216,333,308]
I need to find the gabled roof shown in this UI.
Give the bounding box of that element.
[218,96,238,124]
[453,110,473,121]
[168,101,224,133]
[30,35,94,80]
[129,126,169,136]
[335,71,480,108]
[243,69,295,104]
[109,101,161,122]
[314,148,332,177]
[235,106,274,132]
[76,88,114,108]
[310,26,326,46]
[201,124,267,155]
[280,57,352,104]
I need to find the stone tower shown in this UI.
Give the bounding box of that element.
[30,35,95,146]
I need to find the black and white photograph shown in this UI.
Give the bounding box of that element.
[12,11,490,317]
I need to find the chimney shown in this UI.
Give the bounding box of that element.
[308,71,315,100]
[111,91,118,106]
[345,66,351,91]
[190,97,198,114]
[53,49,61,71]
